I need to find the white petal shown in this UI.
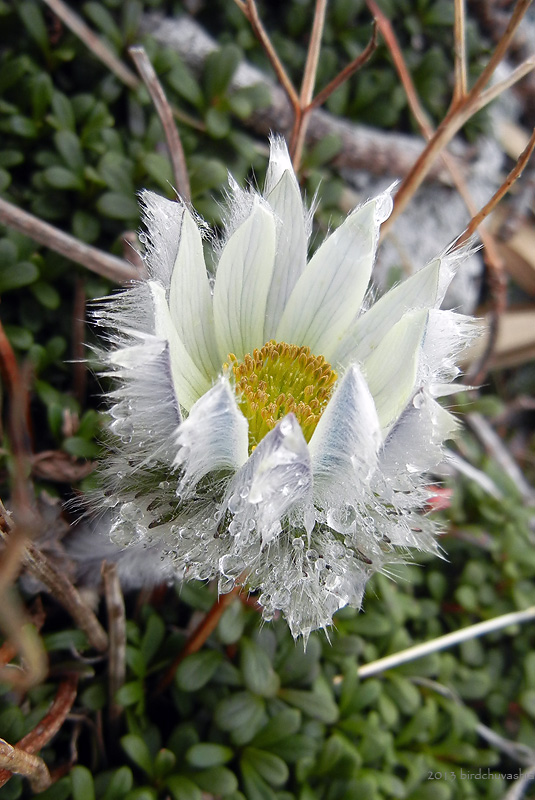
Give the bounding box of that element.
[168,207,220,378]
[379,389,459,487]
[309,364,381,496]
[226,414,311,547]
[150,281,211,410]
[140,191,183,287]
[213,197,276,361]
[263,170,308,340]
[263,135,296,195]
[174,378,249,496]
[419,309,477,385]
[333,257,442,367]
[362,309,428,431]
[275,192,392,359]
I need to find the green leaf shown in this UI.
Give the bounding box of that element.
[242,748,289,787]
[4,115,38,138]
[175,650,223,692]
[217,598,246,645]
[55,130,85,173]
[205,107,231,139]
[141,613,165,665]
[62,436,100,459]
[154,749,176,779]
[72,211,100,243]
[166,60,203,108]
[4,325,33,350]
[80,683,107,712]
[43,166,84,191]
[30,73,53,119]
[0,168,11,192]
[71,766,95,800]
[51,91,75,130]
[43,629,88,652]
[240,638,280,697]
[0,150,24,168]
[214,691,265,732]
[192,767,238,796]
[166,775,201,800]
[278,689,339,724]
[204,44,242,99]
[121,734,154,778]
[251,708,301,748]
[31,281,61,310]
[240,758,277,800]
[83,2,123,48]
[142,152,173,191]
[18,1,49,53]
[116,681,144,708]
[186,743,234,769]
[34,777,72,800]
[103,767,134,800]
[96,192,139,221]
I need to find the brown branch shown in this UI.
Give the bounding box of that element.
[453,0,468,103]
[307,22,378,112]
[457,127,535,247]
[102,562,126,722]
[129,46,191,203]
[155,585,242,694]
[0,740,50,793]
[0,675,79,790]
[0,198,138,283]
[238,0,299,108]
[42,0,139,89]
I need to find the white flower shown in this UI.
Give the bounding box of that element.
[94,137,475,639]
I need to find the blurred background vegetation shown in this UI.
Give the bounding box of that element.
[1,1,535,799]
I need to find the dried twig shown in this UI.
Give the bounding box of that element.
[129,46,191,202]
[453,0,468,103]
[102,562,126,722]
[0,198,138,284]
[307,23,378,112]
[357,605,535,679]
[156,585,242,694]
[0,740,50,793]
[42,0,139,88]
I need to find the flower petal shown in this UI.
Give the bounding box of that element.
[225,414,312,548]
[150,281,211,410]
[275,192,392,359]
[213,197,277,361]
[309,364,381,496]
[332,257,442,367]
[140,191,183,286]
[174,378,249,496]
[362,309,428,431]
[263,140,309,339]
[168,207,220,378]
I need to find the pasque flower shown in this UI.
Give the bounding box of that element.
[94,138,474,638]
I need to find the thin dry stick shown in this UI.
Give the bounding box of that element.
[42,0,139,88]
[386,0,534,229]
[156,585,242,694]
[0,740,50,793]
[452,0,468,103]
[307,23,378,112]
[357,605,535,679]
[457,127,535,247]
[129,46,191,202]
[102,562,126,722]
[238,0,299,108]
[0,674,79,788]
[290,0,328,170]
[0,197,138,284]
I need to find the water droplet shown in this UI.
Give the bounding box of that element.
[219,554,246,578]
[120,501,143,522]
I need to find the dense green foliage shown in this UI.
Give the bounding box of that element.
[1,2,534,800]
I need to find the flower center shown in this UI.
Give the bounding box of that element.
[227,340,337,451]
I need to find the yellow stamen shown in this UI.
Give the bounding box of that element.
[226,340,337,451]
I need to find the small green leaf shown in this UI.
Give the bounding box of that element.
[186,743,234,769]
[141,614,165,665]
[34,777,72,800]
[166,775,201,800]
[31,281,61,309]
[240,758,277,800]
[103,767,133,800]
[217,598,246,645]
[116,681,144,708]
[251,708,301,748]
[192,767,238,796]
[240,638,280,697]
[204,44,241,99]
[18,2,49,53]
[43,166,84,191]
[153,749,176,779]
[0,168,11,192]
[80,683,107,712]
[72,211,100,243]
[71,766,95,800]
[278,689,339,724]
[51,91,75,130]
[242,748,289,787]
[175,650,223,692]
[62,437,100,459]
[205,107,230,139]
[121,734,154,778]
[55,130,85,173]
[96,192,139,221]
[43,630,88,652]
[214,691,265,732]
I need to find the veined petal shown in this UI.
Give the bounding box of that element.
[174,378,249,496]
[362,309,428,431]
[333,257,442,367]
[168,207,220,378]
[140,191,183,287]
[309,364,381,496]
[225,414,312,548]
[150,281,211,411]
[263,170,308,340]
[275,192,392,359]
[213,197,276,361]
